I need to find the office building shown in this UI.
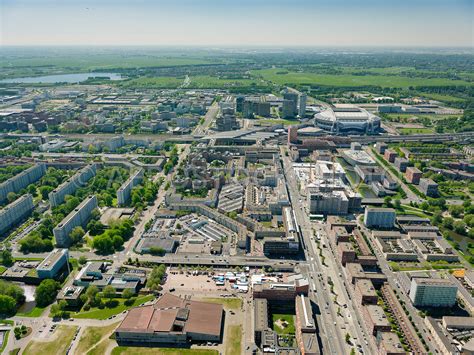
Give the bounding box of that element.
[49,164,97,207]
[0,163,46,202]
[117,169,144,206]
[298,94,307,118]
[364,208,396,229]
[215,113,238,131]
[419,178,438,197]
[57,285,84,307]
[409,278,458,307]
[115,293,224,345]
[37,249,69,279]
[405,167,422,184]
[53,195,98,247]
[282,92,298,119]
[0,194,34,236]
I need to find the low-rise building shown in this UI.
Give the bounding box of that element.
[338,242,356,265]
[377,331,406,355]
[354,279,378,305]
[384,149,397,163]
[394,157,409,173]
[57,285,84,307]
[363,305,392,335]
[37,249,69,279]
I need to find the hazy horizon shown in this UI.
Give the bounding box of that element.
[1,0,473,47]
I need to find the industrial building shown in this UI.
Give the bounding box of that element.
[0,163,46,202]
[49,164,97,207]
[409,278,458,307]
[115,293,224,345]
[313,105,381,134]
[364,208,396,229]
[0,194,34,236]
[117,169,144,206]
[37,248,69,279]
[53,195,98,247]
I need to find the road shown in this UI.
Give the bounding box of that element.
[193,101,219,135]
[280,148,374,354]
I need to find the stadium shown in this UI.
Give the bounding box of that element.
[313,105,381,135]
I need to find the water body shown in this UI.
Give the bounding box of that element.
[0,72,122,84]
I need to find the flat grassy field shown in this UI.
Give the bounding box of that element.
[23,325,77,355]
[225,325,242,355]
[201,297,242,310]
[253,68,474,88]
[398,127,435,135]
[16,306,46,318]
[73,295,154,320]
[272,313,296,335]
[258,118,299,126]
[76,321,120,355]
[112,347,218,355]
[120,75,264,89]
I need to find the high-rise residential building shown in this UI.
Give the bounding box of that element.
[49,164,97,207]
[409,278,457,307]
[235,96,245,113]
[53,195,98,247]
[0,194,34,236]
[0,163,46,202]
[364,207,396,228]
[117,169,144,206]
[298,93,307,118]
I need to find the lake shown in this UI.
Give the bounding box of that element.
[0,72,122,84]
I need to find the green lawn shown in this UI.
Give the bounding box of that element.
[398,127,435,135]
[272,313,296,335]
[73,295,154,320]
[201,297,242,310]
[252,68,474,88]
[0,266,6,274]
[23,325,77,355]
[225,325,242,355]
[16,306,46,318]
[76,321,120,355]
[258,119,299,126]
[112,347,218,355]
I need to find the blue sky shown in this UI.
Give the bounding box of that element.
[1,0,473,46]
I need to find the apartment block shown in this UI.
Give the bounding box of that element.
[53,195,98,247]
[117,169,144,206]
[405,167,422,184]
[0,163,46,202]
[0,194,34,236]
[354,279,378,305]
[419,178,438,197]
[49,164,97,207]
[394,157,409,173]
[384,149,397,163]
[363,305,392,335]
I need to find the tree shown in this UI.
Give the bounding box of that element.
[345,332,351,344]
[443,217,454,229]
[92,234,114,254]
[6,192,16,203]
[432,212,443,226]
[86,285,99,301]
[69,226,85,245]
[393,199,401,209]
[0,280,25,304]
[87,220,105,236]
[383,196,392,207]
[1,249,13,267]
[58,299,68,311]
[78,256,88,265]
[453,221,467,235]
[35,279,60,307]
[0,294,17,316]
[103,285,116,300]
[122,288,135,299]
[147,265,166,291]
[449,205,464,218]
[149,247,165,256]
